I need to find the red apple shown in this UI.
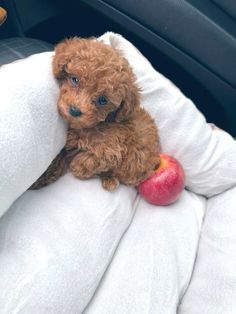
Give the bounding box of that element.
[138,154,185,206]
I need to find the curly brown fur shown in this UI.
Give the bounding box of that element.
[31,38,161,191]
[30,150,67,189]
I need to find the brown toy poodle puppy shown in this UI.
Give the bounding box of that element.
[31,37,160,191]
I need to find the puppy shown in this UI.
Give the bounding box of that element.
[31,38,160,191]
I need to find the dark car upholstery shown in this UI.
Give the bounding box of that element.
[0,37,52,65]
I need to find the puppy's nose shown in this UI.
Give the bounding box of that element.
[69,105,82,117]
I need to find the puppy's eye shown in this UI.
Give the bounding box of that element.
[96,96,107,106]
[70,76,79,86]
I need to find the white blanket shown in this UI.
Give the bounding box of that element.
[0,53,66,215]
[0,32,236,313]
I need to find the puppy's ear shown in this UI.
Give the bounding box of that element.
[115,84,140,122]
[52,39,75,81]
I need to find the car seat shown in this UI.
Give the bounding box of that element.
[0,6,52,65]
[0,37,53,65]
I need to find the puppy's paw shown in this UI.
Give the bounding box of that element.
[101,177,119,191]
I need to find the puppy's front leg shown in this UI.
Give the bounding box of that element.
[65,129,80,151]
[69,152,99,180]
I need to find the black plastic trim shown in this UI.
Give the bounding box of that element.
[79,0,236,136]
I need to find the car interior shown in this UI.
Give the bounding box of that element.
[0,0,235,137]
[1,2,236,312]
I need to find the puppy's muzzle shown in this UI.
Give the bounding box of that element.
[69,105,82,117]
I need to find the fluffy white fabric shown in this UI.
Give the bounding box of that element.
[0,53,67,217]
[0,32,236,313]
[178,186,236,314]
[85,191,206,314]
[0,174,137,313]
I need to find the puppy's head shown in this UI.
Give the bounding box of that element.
[52,38,140,129]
